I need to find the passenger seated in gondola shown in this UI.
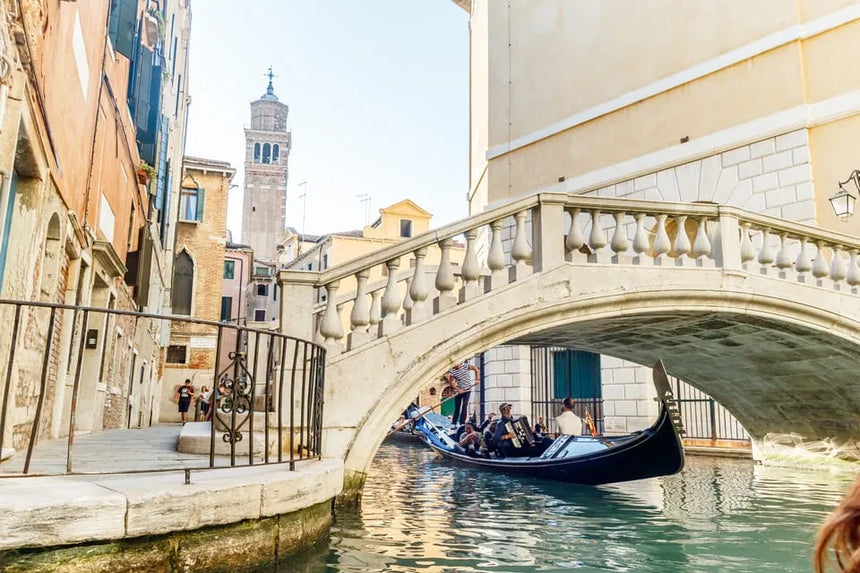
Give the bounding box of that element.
[483,421,499,455]
[556,397,583,435]
[458,423,481,456]
[479,412,496,432]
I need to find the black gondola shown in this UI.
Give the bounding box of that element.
[414,360,685,486]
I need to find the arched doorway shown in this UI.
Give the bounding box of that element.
[440,386,455,418]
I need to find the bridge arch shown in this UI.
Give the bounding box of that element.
[323,265,860,497]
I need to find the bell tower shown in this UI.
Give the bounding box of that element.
[241,67,291,262]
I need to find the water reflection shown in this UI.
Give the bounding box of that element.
[279,442,854,572]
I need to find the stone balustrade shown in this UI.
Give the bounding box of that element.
[279,193,860,355]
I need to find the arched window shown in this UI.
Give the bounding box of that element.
[429,387,437,396]
[171,250,194,315]
[262,143,271,164]
[40,214,62,302]
[253,143,261,162]
[272,144,280,163]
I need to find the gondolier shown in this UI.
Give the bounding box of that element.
[446,360,479,425]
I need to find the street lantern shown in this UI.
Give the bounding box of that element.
[830,170,860,218]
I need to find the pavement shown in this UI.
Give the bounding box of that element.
[0,424,231,476]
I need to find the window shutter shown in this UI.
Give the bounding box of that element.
[109,0,138,59]
[195,188,205,221]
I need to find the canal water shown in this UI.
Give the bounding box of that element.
[284,441,853,572]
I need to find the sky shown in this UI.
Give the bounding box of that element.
[184,0,470,240]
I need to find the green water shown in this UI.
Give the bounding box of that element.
[285,442,854,572]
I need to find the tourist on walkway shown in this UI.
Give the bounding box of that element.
[175,379,194,424]
[556,397,583,435]
[446,360,479,426]
[815,475,860,572]
[197,386,211,418]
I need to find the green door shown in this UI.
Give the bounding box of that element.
[552,350,601,400]
[440,387,455,417]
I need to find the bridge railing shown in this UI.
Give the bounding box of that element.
[280,193,860,354]
[0,300,325,477]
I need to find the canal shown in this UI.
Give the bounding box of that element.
[284,441,852,572]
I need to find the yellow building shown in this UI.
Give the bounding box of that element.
[460,0,860,236]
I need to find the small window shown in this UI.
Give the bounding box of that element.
[253,142,261,162]
[307,263,313,271]
[254,309,266,322]
[257,284,268,296]
[224,260,235,279]
[262,143,271,164]
[179,187,204,221]
[400,219,413,238]
[429,387,437,396]
[273,144,280,163]
[273,284,278,301]
[220,296,232,322]
[322,254,328,270]
[255,266,268,276]
[166,345,187,364]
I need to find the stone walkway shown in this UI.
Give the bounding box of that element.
[0,424,236,476]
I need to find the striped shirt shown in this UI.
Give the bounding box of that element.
[449,362,473,390]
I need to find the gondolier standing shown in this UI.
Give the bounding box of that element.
[446,359,479,425]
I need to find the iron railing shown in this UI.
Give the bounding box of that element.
[673,377,750,442]
[530,346,605,435]
[0,299,325,477]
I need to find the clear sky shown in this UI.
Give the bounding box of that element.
[184,0,469,240]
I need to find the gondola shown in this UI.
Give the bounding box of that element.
[414,360,685,486]
[384,405,453,444]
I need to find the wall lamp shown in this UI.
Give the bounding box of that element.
[830,170,860,218]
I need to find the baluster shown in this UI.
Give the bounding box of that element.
[633,213,649,255]
[486,220,507,291]
[565,208,585,253]
[653,214,671,257]
[409,247,429,312]
[847,250,860,286]
[588,210,607,251]
[460,227,482,300]
[775,233,793,269]
[369,289,382,326]
[379,257,402,334]
[830,246,847,282]
[673,215,691,259]
[739,222,755,263]
[795,237,812,273]
[319,281,344,344]
[610,212,629,256]
[402,277,414,311]
[434,238,457,313]
[349,270,370,331]
[812,241,829,278]
[757,228,774,266]
[692,217,711,259]
[510,210,533,281]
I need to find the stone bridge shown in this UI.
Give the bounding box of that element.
[279,193,860,499]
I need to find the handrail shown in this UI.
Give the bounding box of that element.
[296,193,860,289]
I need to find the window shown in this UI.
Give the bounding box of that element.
[400,219,413,238]
[171,251,193,315]
[179,186,204,221]
[429,387,437,396]
[273,144,280,163]
[262,143,271,164]
[273,284,277,301]
[307,263,313,271]
[322,254,328,270]
[108,0,137,58]
[254,309,266,322]
[257,284,268,296]
[224,260,235,279]
[255,266,268,276]
[253,143,261,162]
[166,345,187,364]
[220,296,232,322]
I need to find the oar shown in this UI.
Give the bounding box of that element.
[385,382,477,438]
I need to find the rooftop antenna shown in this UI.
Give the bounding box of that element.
[357,194,371,225]
[297,181,308,255]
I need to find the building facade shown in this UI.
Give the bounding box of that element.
[448,0,860,436]
[0,0,191,452]
[241,75,291,263]
[161,156,235,422]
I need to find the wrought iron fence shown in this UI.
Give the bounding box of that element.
[0,299,325,477]
[530,346,605,435]
[673,377,750,442]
